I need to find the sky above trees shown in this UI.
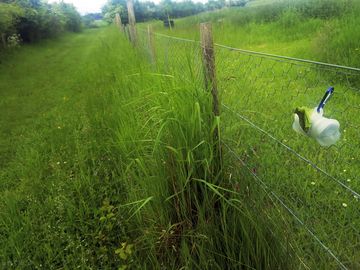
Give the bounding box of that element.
[49,0,108,14]
[49,0,207,14]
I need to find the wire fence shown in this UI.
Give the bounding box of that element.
[129,25,360,269]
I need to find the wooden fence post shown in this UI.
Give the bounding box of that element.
[127,0,137,46]
[124,25,130,41]
[200,22,221,175]
[115,13,120,26]
[147,25,156,65]
[115,13,124,32]
[200,22,219,116]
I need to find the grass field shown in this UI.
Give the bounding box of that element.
[1,0,360,269]
[134,25,360,268]
[0,26,292,269]
[147,0,360,67]
[134,0,360,268]
[0,28,131,268]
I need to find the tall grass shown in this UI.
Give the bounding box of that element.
[105,33,292,268]
[313,10,360,68]
[0,26,292,268]
[136,0,360,267]
[3,0,358,267]
[148,0,360,67]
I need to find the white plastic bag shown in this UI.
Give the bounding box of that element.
[293,107,340,147]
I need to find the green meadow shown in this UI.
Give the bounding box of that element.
[138,1,360,267]
[148,0,360,67]
[0,27,290,269]
[1,0,360,269]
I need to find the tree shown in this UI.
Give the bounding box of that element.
[83,13,103,28]
[0,2,24,47]
[0,0,83,47]
[102,0,127,24]
[206,0,226,11]
[53,1,82,32]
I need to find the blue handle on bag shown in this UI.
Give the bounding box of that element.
[317,87,334,113]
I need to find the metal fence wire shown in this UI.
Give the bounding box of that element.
[134,27,360,269]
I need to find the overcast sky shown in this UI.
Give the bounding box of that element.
[49,0,108,15]
[49,0,207,15]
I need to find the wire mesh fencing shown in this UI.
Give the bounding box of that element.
[216,44,360,269]
[136,27,205,89]
[129,26,360,269]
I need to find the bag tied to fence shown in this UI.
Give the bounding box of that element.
[292,87,341,147]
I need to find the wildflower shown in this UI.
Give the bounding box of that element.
[311,182,316,185]
[347,179,351,182]
[342,203,348,208]
[57,126,61,129]
[343,169,347,172]
[56,162,60,165]
[63,161,67,164]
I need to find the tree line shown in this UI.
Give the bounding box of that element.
[0,0,82,49]
[0,0,251,50]
[101,0,250,25]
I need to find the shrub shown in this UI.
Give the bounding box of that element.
[6,33,21,48]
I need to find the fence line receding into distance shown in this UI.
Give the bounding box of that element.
[116,5,360,269]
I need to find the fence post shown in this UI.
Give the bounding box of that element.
[167,14,172,31]
[115,13,124,32]
[200,22,221,175]
[127,0,137,46]
[115,13,119,26]
[124,25,130,41]
[147,25,156,65]
[200,22,219,116]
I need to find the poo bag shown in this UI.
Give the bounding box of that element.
[292,87,340,147]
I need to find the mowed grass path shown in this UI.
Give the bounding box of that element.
[0,30,101,169]
[0,27,135,268]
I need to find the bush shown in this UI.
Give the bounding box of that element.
[6,33,21,48]
[0,3,24,48]
[0,1,82,45]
